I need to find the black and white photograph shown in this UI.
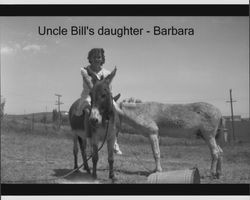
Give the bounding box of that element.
[1,12,249,188]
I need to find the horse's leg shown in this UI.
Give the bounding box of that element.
[114,114,122,155]
[73,133,79,170]
[216,144,223,178]
[205,136,221,178]
[78,136,91,174]
[113,137,122,155]
[149,133,162,172]
[215,119,224,178]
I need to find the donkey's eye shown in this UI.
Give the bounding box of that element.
[101,94,106,99]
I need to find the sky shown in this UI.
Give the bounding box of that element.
[0,17,249,117]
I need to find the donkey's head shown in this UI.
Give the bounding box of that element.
[87,67,117,126]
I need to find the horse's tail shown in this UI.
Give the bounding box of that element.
[216,117,228,143]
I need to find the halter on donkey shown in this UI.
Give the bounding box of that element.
[69,67,119,180]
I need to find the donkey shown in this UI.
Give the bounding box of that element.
[69,68,119,180]
[116,101,226,178]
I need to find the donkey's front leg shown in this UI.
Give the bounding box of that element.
[78,137,91,174]
[73,134,79,170]
[92,143,99,179]
[107,130,116,180]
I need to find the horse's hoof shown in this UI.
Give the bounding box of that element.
[110,175,117,183]
[114,149,123,155]
[210,172,219,179]
[112,177,118,183]
[215,172,222,179]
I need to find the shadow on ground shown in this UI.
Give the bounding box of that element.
[52,169,99,183]
[115,169,151,177]
[86,167,151,177]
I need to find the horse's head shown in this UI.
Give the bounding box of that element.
[88,67,117,126]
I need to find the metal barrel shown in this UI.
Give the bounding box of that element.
[147,168,200,184]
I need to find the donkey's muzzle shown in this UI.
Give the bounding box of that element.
[89,107,102,126]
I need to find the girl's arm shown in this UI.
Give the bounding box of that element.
[81,67,93,89]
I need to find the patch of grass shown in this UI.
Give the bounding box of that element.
[1,118,250,184]
[1,118,73,140]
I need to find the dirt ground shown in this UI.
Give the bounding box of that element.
[1,121,250,184]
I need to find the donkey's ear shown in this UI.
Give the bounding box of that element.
[113,93,121,102]
[85,67,99,84]
[105,67,117,85]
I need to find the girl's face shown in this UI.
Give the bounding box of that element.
[91,51,104,67]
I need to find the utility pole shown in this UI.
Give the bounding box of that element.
[55,94,63,128]
[226,89,236,142]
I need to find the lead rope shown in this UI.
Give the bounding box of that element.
[53,119,110,182]
[4,120,110,184]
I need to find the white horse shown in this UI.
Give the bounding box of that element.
[115,100,225,178]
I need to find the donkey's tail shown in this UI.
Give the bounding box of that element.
[216,117,228,143]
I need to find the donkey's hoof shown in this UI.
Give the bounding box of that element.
[109,172,116,179]
[92,173,97,179]
[84,166,91,174]
[85,168,91,174]
[215,172,222,179]
[73,166,80,172]
[110,175,117,183]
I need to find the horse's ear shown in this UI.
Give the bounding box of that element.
[105,67,117,85]
[85,67,99,84]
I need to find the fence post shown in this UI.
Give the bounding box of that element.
[31,113,34,131]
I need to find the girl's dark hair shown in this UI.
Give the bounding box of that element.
[88,48,105,65]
